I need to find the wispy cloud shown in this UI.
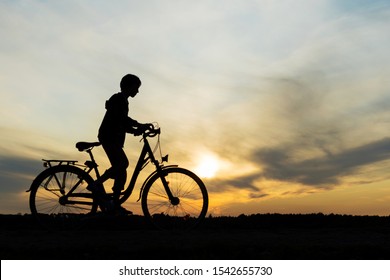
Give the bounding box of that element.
[0,156,42,192]
[254,137,390,187]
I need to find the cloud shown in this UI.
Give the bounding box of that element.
[206,137,390,199]
[254,137,390,188]
[211,173,262,192]
[0,155,42,193]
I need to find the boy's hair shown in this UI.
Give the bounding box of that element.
[120,74,141,90]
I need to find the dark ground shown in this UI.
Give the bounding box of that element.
[1,213,390,260]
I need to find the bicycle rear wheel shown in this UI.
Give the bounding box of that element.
[29,165,97,230]
[141,167,208,230]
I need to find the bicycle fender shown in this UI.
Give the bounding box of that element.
[26,165,87,192]
[27,160,81,192]
[137,165,178,202]
[26,168,51,192]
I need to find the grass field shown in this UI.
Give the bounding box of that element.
[1,214,390,260]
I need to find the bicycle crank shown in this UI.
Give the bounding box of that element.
[170,196,180,206]
[59,196,68,205]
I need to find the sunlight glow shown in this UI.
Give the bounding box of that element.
[194,154,219,178]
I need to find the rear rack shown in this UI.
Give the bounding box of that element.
[42,159,78,168]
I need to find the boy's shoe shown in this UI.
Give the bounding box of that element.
[114,206,133,216]
[104,202,133,216]
[87,184,132,215]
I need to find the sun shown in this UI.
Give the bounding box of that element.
[194,154,219,178]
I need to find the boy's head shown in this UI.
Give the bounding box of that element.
[120,74,141,97]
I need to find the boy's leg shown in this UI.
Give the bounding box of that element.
[101,143,129,207]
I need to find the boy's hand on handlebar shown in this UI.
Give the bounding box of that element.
[135,123,154,135]
[132,123,159,136]
[132,123,147,136]
[133,128,143,136]
[141,123,154,132]
[138,123,154,134]
[143,123,161,137]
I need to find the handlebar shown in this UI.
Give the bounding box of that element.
[143,124,161,138]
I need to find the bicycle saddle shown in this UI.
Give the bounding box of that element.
[76,141,101,152]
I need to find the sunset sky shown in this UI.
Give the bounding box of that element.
[1,0,390,216]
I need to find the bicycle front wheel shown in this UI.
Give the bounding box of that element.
[141,167,208,230]
[29,165,97,230]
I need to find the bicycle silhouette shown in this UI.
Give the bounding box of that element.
[28,124,208,230]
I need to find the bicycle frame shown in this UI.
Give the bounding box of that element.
[82,132,177,205]
[121,135,176,203]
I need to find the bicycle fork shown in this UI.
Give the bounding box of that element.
[140,138,179,205]
[156,167,179,205]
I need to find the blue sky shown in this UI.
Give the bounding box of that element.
[1,0,390,215]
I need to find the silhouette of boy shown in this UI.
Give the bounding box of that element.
[91,74,151,214]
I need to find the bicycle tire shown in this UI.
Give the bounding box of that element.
[141,167,208,230]
[29,165,97,230]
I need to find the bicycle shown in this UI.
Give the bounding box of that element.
[27,124,208,230]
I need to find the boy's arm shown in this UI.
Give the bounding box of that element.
[125,117,140,133]
[126,118,153,136]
